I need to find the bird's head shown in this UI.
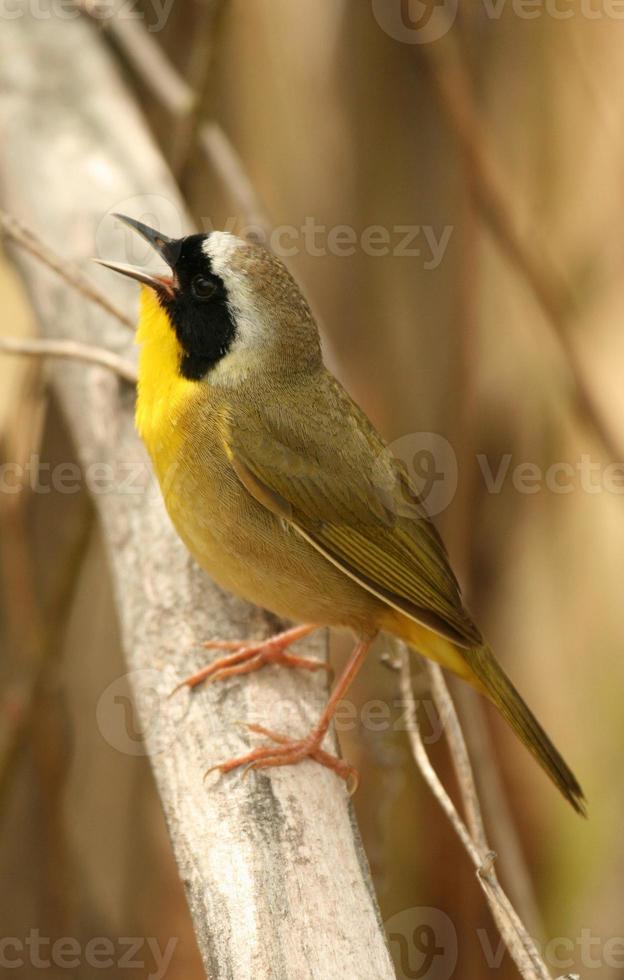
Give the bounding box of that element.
[97,215,322,385]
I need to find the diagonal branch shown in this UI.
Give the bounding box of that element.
[0,13,395,979]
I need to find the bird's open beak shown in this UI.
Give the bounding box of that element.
[94,214,181,299]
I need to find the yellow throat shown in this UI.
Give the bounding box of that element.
[134,286,199,474]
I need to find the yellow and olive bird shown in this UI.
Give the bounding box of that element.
[100,215,584,813]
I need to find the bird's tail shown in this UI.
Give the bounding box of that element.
[400,621,586,814]
[464,644,585,815]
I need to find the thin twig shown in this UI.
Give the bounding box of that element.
[426,662,489,850]
[0,208,134,330]
[418,40,623,464]
[0,337,137,384]
[454,683,545,940]
[426,662,548,975]
[400,652,551,980]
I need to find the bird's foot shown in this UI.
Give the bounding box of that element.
[171,624,327,694]
[204,637,372,792]
[207,723,359,793]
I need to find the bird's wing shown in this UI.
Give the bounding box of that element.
[223,382,482,649]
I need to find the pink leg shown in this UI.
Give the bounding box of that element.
[172,624,327,695]
[206,636,374,792]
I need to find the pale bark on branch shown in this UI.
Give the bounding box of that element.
[0,13,394,979]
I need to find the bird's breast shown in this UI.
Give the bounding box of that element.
[137,385,380,631]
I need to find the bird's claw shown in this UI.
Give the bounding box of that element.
[205,721,358,791]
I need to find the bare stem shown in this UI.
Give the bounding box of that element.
[0,337,137,384]
[0,208,134,330]
[454,684,545,940]
[400,652,551,980]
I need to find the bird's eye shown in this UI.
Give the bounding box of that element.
[191,275,217,301]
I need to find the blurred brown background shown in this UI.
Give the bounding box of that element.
[1,2,623,978]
